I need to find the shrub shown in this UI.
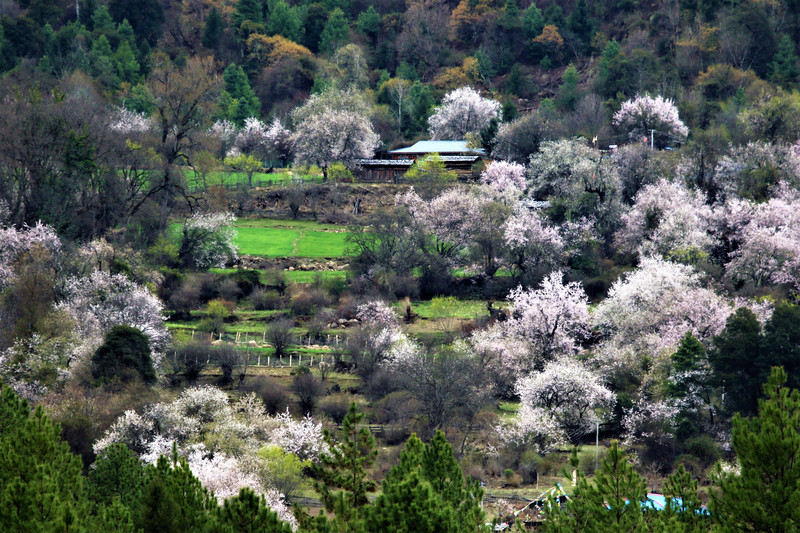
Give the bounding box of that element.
[291,372,326,415]
[266,318,295,357]
[251,288,283,310]
[172,341,211,382]
[683,435,721,466]
[318,395,353,423]
[217,279,242,301]
[244,376,290,415]
[92,325,156,386]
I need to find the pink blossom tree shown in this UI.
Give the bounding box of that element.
[612,94,688,147]
[615,179,714,262]
[427,86,501,140]
[480,161,526,201]
[592,257,730,379]
[723,186,800,290]
[291,89,380,176]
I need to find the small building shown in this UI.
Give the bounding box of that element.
[387,140,486,159]
[355,140,486,182]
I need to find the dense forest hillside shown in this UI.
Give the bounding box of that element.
[4,0,800,531]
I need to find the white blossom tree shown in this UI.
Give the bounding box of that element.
[58,271,170,365]
[179,211,238,270]
[592,257,730,378]
[615,179,714,261]
[711,141,800,202]
[723,186,800,290]
[527,138,617,203]
[427,86,500,140]
[0,222,61,289]
[291,89,379,176]
[612,94,688,147]
[515,357,615,444]
[505,271,591,367]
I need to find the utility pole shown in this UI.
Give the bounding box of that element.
[595,422,600,472]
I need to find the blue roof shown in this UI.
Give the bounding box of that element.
[388,140,485,155]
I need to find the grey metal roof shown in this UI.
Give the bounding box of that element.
[356,159,414,166]
[388,140,486,155]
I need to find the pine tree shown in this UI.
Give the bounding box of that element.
[221,63,260,125]
[762,302,800,391]
[557,63,579,111]
[544,442,647,533]
[769,34,800,88]
[137,452,216,533]
[202,7,224,50]
[363,432,484,532]
[235,0,265,26]
[319,8,349,54]
[88,443,147,510]
[709,307,764,416]
[299,403,377,532]
[711,367,800,531]
[356,6,381,43]
[0,386,91,531]
[211,488,293,533]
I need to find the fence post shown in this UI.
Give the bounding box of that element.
[289,354,293,367]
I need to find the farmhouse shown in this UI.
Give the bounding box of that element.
[356,140,486,182]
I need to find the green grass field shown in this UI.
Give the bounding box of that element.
[185,169,322,189]
[234,219,350,258]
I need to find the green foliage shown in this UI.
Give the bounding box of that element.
[300,403,377,531]
[769,34,800,88]
[0,386,93,531]
[137,452,216,533]
[319,8,349,54]
[267,0,305,44]
[92,324,156,385]
[544,442,647,532]
[258,446,308,499]
[709,307,764,416]
[356,6,381,42]
[108,0,165,46]
[212,488,293,533]
[221,63,261,125]
[202,7,224,49]
[404,153,457,198]
[557,63,580,111]
[711,367,800,531]
[88,443,147,509]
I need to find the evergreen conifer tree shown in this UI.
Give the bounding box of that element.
[711,366,800,531]
[769,34,800,88]
[202,7,224,50]
[211,488,293,533]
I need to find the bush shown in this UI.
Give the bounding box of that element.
[172,341,211,382]
[292,372,326,415]
[244,376,290,415]
[251,288,283,311]
[318,395,354,423]
[225,269,262,296]
[266,318,295,357]
[683,435,721,466]
[212,345,241,385]
[217,279,242,301]
[290,288,332,317]
[92,325,156,386]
